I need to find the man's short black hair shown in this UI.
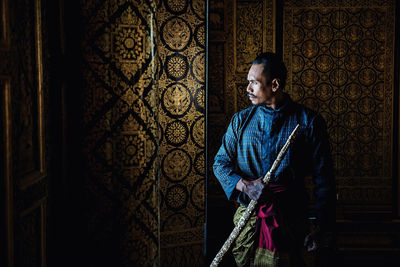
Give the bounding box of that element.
[252,52,287,89]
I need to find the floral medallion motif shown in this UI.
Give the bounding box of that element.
[329,68,348,86]
[162,148,192,183]
[315,54,334,73]
[359,9,377,28]
[165,0,188,15]
[162,213,191,231]
[161,82,192,118]
[301,10,320,29]
[301,39,319,58]
[117,133,146,167]
[114,26,145,60]
[165,184,189,211]
[316,25,334,43]
[329,97,348,115]
[316,83,334,101]
[344,54,363,72]
[344,83,362,101]
[301,69,319,87]
[358,67,376,86]
[165,120,189,146]
[357,96,376,115]
[345,24,363,43]
[329,39,348,58]
[161,17,192,51]
[330,10,349,29]
[110,6,151,80]
[165,53,189,80]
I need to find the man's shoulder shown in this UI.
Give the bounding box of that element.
[228,106,257,129]
[290,101,322,126]
[235,106,255,119]
[291,101,318,116]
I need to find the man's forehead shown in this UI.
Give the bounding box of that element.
[250,63,264,71]
[248,64,268,80]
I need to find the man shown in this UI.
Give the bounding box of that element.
[213,52,336,266]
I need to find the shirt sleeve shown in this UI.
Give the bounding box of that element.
[213,114,244,202]
[308,114,336,231]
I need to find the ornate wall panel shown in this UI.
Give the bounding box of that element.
[283,0,395,215]
[232,0,275,113]
[81,0,159,265]
[283,0,399,260]
[81,0,206,265]
[156,0,206,265]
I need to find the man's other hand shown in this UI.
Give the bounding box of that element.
[304,226,321,251]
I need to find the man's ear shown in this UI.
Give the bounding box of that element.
[271,78,280,92]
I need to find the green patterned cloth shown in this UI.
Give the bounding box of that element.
[232,205,307,267]
[253,248,291,267]
[232,205,257,267]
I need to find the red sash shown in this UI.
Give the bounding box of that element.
[257,184,287,251]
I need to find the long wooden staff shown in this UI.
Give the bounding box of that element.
[210,124,300,267]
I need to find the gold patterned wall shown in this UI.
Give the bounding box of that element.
[81,0,205,265]
[229,0,275,116]
[81,0,159,265]
[283,0,395,216]
[282,0,399,257]
[156,0,205,265]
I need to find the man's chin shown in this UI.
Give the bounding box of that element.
[249,98,258,105]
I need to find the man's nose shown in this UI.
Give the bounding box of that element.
[247,83,252,92]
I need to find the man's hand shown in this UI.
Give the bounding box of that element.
[304,226,321,252]
[236,178,271,201]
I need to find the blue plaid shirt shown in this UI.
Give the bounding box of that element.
[213,95,335,229]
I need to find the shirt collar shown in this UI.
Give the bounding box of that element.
[258,93,293,114]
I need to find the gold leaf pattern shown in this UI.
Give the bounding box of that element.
[284,1,395,206]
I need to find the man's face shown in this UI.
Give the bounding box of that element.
[246,64,273,105]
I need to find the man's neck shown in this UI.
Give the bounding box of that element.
[265,91,286,110]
